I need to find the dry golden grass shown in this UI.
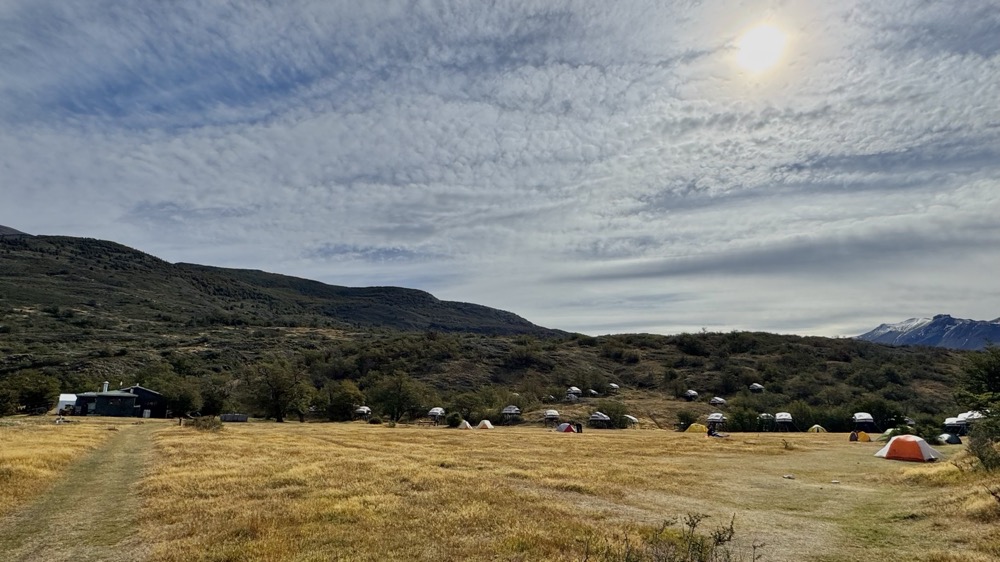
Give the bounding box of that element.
[138,424,1000,562]
[0,417,119,516]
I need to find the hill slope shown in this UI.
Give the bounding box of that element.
[858,314,1000,350]
[0,234,557,336]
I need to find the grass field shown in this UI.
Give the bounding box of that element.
[2,419,999,561]
[0,417,119,517]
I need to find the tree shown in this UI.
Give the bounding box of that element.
[367,371,427,422]
[960,345,1000,409]
[243,357,313,423]
[322,380,364,421]
[958,345,1000,471]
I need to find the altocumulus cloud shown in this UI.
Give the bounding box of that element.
[1,0,999,336]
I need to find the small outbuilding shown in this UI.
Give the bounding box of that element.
[56,394,77,414]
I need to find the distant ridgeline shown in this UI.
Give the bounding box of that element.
[857,315,1000,351]
[0,229,560,336]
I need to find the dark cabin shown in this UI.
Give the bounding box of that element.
[121,385,167,418]
[74,390,138,417]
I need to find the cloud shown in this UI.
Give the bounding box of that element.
[1,1,999,337]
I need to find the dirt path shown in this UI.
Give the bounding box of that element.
[0,424,156,562]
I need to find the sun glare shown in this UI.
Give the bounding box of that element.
[736,24,786,73]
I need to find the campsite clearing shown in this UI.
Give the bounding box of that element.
[1,420,998,561]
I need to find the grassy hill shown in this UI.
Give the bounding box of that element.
[0,232,971,430]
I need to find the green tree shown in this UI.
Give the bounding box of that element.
[960,345,1000,409]
[323,380,365,421]
[959,346,1000,470]
[367,371,427,422]
[243,357,312,423]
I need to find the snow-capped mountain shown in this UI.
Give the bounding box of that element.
[857,314,1000,350]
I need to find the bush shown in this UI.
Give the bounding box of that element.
[188,416,223,432]
[368,416,383,425]
[676,410,697,431]
[445,411,462,428]
[968,416,1000,471]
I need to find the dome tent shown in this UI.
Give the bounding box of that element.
[875,435,942,462]
[457,420,473,430]
[556,422,577,433]
[748,383,765,393]
[543,409,560,421]
[807,424,827,433]
[709,397,727,406]
[683,390,699,401]
[852,412,878,432]
[685,423,708,433]
[477,420,494,429]
[775,412,798,431]
[938,433,962,445]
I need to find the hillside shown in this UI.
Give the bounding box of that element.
[0,231,973,430]
[0,233,557,336]
[858,314,1000,350]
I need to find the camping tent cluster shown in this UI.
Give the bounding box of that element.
[456,420,494,429]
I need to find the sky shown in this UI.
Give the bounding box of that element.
[2,1,999,338]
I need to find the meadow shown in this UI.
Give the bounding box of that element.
[2,419,999,562]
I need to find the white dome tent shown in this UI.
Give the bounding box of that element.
[852,412,878,432]
[501,405,521,425]
[775,412,798,432]
[709,397,727,406]
[749,383,765,393]
[608,383,620,394]
[589,411,612,429]
[428,407,445,423]
[354,406,372,420]
[623,414,639,428]
[543,409,560,425]
[683,390,699,401]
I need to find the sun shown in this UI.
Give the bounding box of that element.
[735,24,787,73]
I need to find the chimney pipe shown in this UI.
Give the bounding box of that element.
[102,381,109,393]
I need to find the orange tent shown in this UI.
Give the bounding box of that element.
[874,435,941,462]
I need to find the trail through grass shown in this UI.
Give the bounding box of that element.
[0,423,155,562]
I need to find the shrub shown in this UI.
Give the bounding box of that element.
[445,411,462,428]
[676,410,697,431]
[968,416,1000,471]
[188,416,223,432]
[368,416,383,425]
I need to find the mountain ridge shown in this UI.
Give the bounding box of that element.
[0,232,560,336]
[857,314,1000,350]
